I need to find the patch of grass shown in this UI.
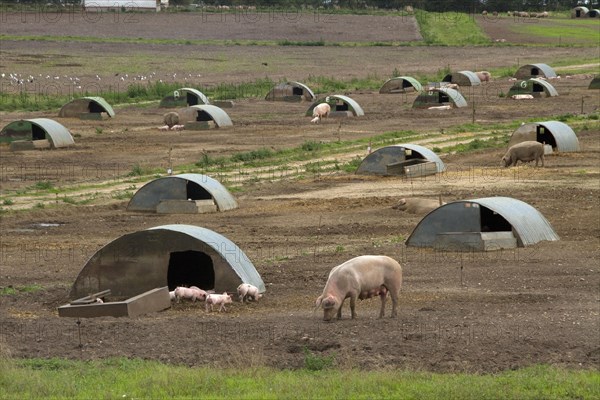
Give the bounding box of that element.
[511,19,600,45]
[2,358,595,399]
[230,148,275,163]
[415,10,491,45]
[95,127,103,134]
[303,347,336,371]
[32,181,54,191]
[2,199,14,206]
[0,284,43,296]
[278,38,326,46]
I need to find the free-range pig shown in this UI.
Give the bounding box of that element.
[315,255,402,321]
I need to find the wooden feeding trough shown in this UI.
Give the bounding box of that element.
[58,287,171,318]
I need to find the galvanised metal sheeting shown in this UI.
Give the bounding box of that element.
[127,173,238,212]
[265,81,316,101]
[442,70,481,86]
[406,197,559,248]
[509,121,580,152]
[355,144,445,175]
[306,95,365,116]
[514,63,557,79]
[188,104,233,127]
[153,225,265,292]
[1,118,74,148]
[179,88,210,105]
[379,76,423,93]
[413,87,468,108]
[70,224,265,299]
[58,96,115,117]
[507,78,558,97]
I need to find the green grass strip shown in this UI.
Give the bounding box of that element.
[414,10,491,45]
[0,357,598,400]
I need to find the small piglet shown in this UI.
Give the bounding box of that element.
[205,292,233,312]
[237,283,263,303]
[174,286,207,302]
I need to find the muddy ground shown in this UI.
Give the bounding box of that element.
[0,12,599,373]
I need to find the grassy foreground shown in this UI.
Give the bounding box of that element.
[0,356,598,400]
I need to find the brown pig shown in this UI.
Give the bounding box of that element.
[502,141,545,167]
[315,255,402,321]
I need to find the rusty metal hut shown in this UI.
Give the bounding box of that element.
[513,64,557,79]
[355,144,445,177]
[265,81,315,102]
[406,197,559,251]
[306,95,364,118]
[127,173,238,214]
[1,118,75,151]
[508,121,580,153]
[159,88,210,108]
[69,224,265,299]
[58,96,115,119]
[442,70,481,86]
[379,76,423,94]
[412,87,467,108]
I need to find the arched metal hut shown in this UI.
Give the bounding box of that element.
[265,81,316,102]
[571,6,589,17]
[127,173,238,214]
[406,197,559,251]
[69,224,265,299]
[306,95,365,117]
[412,87,467,108]
[508,121,580,153]
[587,9,600,17]
[514,64,557,79]
[159,88,210,108]
[442,71,481,86]
[356,144,445,177]
[588,76,600,89]
[179,104,233,129]
[507,78,558,98]
[379,76,423,94]
[58,96,115,119]
[1,118,75,151]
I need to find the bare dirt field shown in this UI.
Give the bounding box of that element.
[0,12,599,373]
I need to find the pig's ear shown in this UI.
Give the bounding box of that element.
[322,296,336,309]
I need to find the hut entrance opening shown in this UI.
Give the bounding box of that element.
[31,124,46,140]
[531,67,540,77]
[167,250,215,290]
[532,83,545,93]
[186,181,212,201]
[293,87,303,96]
[196,110,213,122]
[334,101,349,112]
[480,207,512,232]
[536,126,557,149]
[187,92,198,106]
[438,92,450,104]
[88,101,104,113]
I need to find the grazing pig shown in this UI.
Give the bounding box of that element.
[237,283,263,303]
[393,195,445,214]
[205,292,233,312]
[174,286,207,302]
[475,71,491,83]
[502,141,545,168]
[315,255,402,321]
[511,94,534,100]
[163,111,180,128]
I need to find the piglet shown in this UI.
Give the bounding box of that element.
[205,292,233,312]
[237,283,263,303]
[174,286,207,302]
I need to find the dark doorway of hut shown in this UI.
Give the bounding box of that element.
[293,87,303,96]
[167,251,215,290]
[31,124,45,140]
[536,126,557,149]
[187,92,198,106]
[186,181,211,200]
[480,207,512,232]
